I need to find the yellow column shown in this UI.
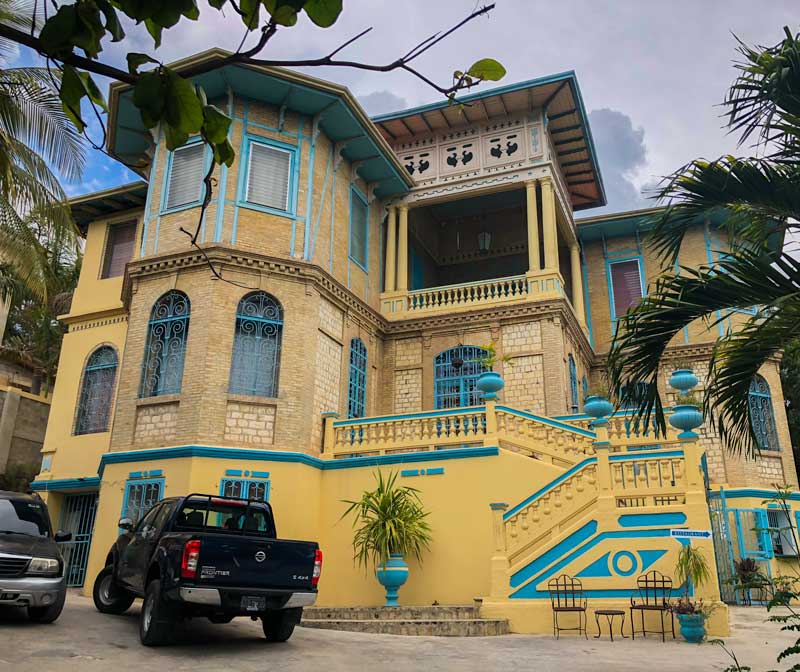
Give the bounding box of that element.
[384,206,397,292]
[570,242,585,324]
[397,205,409,291]
[541,177,558,273]
[489,503,509,598]
[525,181,540,272]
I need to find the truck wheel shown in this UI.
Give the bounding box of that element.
[27,590,66,623]
[139,579,175,647]
[262,607,302,642]
[93,566,135,615]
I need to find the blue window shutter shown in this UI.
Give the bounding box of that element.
[139,291,190,398]
[349,189,368,269]
[229,292,283,397]
[347,338,368,418]
[75,346,118,434]
[165,143,205,210]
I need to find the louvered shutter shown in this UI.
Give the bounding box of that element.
[246,143,291,211]
[165,143,205,210]
[350,194,368,268]
[101,221,136,278]
[610,260,643,318]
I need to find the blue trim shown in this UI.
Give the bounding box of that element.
[290,117,304,256]
[329,165,336,273]
[608,450,683,462]
[237,134,299,215]
[308,146,333,261]
[510,521,598,587]
[159,136,208,216]
[120,476,164,530]
[213,91,234,242]
[348,185,370,273]
[334,406,486,427]
[709,488,800,501]
[252,471,270,479]
[29,477,100,492]
[97,445,499,477]
[495,406,596,438]
[504,458,596,520]
[611,550,638,577]
[220,476,271,502]
[617,512,687,527]
[302,119,317,259]
[225,469,243,477]
[140,140,160,256]
[231,101,249,245]
[580,247,593,346]
[128,471,143,479]
[606,254,646,323]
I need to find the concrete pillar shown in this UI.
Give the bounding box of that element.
[541,177,558,273]
[489,502,509,598]
[321,411,339,456]
[397,205,409,291]
[570,242,585,324]
[525,181,540,272]
[0,389,21,473]
[384,207,397,292]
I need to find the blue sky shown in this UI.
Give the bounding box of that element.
[12,0,800,212]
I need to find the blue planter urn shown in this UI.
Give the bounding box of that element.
[669,404,704,439]
[375,553,409,607]
[477,371,504,401]
[669,368,699,393]
[676,613,706,643]
[584,395,613,419]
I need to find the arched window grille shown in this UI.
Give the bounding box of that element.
[749,375,780,451]
[581,375,589,401]
[75,346,118,435]
[229,292,283,397]
[347,338,367,419]
[434,345,488,410]
[139,291,190,398]
[568,355,579,413]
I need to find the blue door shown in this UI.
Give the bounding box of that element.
[58,493,99,587]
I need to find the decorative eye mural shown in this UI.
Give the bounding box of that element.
[575,549,669,579]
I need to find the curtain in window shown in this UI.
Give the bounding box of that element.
[610,260,643,318]
[229,292,283,397]
[75,346,118,434]
[347,338,367,418]
[246,142,291,211]
[749,375,780,451]
[165,143,205,210]
[139,291,190,397]
[101,221,137,278]
[350,191,368,268]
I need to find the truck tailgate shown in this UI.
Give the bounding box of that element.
[196,534,317,590]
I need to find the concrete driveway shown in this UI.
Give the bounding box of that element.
[0,592,792,671]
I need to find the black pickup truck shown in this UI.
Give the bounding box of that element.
[92,493,322,646]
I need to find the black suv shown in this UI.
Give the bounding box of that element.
[0,490,71,622]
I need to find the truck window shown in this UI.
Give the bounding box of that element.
[174,498,276,537]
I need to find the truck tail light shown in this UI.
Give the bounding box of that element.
[181,539,201,580]
[312,549,322,587]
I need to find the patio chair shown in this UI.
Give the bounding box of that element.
[630,570,675,641]
[548,574,588,639]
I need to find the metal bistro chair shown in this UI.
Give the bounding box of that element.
[548,574,588,639]
[630,570,675,641]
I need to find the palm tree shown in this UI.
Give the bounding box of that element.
[607,27,800,458]
[0,0,84,301]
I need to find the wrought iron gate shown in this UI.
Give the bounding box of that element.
[58,492,99,587]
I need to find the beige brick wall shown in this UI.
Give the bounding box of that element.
[503,354,545,413]
[133,401,178,446]
[395,338,422,367]
[501,322,542,353]
[224,401,276,446]
[394,368,422,413]
[311,331,342,447]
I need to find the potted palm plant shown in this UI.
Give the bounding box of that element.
[669,392,705,439]
[673,544,713,643]
[476,342,511,401]
[583,379,614,419]
[341,471,432,606]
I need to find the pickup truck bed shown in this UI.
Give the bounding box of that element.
[92,493,322,646]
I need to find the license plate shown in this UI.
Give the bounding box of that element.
[241,596,266,612]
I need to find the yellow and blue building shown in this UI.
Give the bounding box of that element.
[31,49,798,634]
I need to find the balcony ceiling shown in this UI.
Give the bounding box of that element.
[69,181,148,234]
[372,72,607,211]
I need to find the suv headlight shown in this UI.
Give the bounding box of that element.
[27,557,60,576]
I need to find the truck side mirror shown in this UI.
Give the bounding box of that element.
[54,530,72,542]
[118,518,134,532]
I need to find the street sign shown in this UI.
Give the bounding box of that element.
[670,529,711,539]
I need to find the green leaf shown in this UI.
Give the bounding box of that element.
[39,5,78,57]
[132,71,166,129]
[80,71,108,112]
[466,58,507,82]
[264,0,302,26]
[303,0,342,27]
[202,104,231,145]
[73,2,106,57]
[213,138,235,167]
[208,0,227,7]
[59,65,88,133]
[163,69,203,134]
[144,18,163,48]
[238,0,261,28]
[164,125,189,151]
[126,52,159,75]
[97,0,125,42]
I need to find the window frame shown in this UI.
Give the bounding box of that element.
[607,256,646,321]
[139,290,191,398]
[348,186,370,272]
[434,345,488,410]
[748,374,781,452]
[120,477,165,530]
[347,338,368,419]
[568,354,578,413]
[219,477,271,503]
[160,138,208,215]
[238,135,298,219]
[74,345,118,436]
[100,219,138,279]
[228,291,283,398]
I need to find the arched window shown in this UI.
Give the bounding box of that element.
[568,355,578,413]
[749,375,780,451]
[581,375,589,401]
[434,345,488,409]
[139,291,190,398]
[229,292,283,397]
[347,338,367,418]
[75,346,118,435]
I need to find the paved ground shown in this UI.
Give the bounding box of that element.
[0,592,793,671]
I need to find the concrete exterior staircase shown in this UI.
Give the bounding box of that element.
[300,605,510,636]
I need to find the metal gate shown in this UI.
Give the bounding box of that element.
[58,492,99,587]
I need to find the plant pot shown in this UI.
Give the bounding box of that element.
[376,553,409,607]
[583,395,613,419]
[669,404,704,439]
[676,613,706,643]
[476,371,504,401]
[669,368,699,393]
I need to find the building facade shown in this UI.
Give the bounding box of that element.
[31,50,797,634]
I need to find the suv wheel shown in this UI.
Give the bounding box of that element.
[93,566,135,615]
[27,590,66,623]
[139,579,176,646]
[262,607,302,642]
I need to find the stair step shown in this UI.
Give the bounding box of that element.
[303,605,479,621]
[300,618,510,637]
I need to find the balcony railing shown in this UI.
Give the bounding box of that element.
[380,271,563,320]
